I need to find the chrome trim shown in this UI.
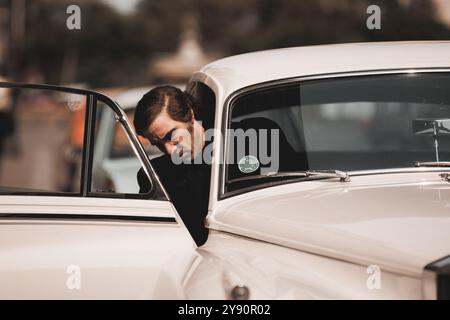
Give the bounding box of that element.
[0,213,177,224]
[109,99,170,200]
[81,93,95,196]
[228,170,351,184]
[219,68,450,199]
[416,161,450,167]
[230,285,250,300]
[348,167,450,176]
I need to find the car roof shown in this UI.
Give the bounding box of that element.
[199,41,450,97]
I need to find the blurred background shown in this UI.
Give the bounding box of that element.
[0,0,449,194]
[1,0,450,86]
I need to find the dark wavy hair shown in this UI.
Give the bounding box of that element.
[133,85,197,137]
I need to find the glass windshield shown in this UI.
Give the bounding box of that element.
[226,72,450,192]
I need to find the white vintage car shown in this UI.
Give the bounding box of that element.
[1,41,450,299]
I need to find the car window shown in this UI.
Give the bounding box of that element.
[91,101,155,197]
[0,87,86,194]
[110,109,161,159]
[225,72,450,194]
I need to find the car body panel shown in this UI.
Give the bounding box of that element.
[184,231,422,299]
[0,196,197,299]
[198,41,450,99]
[0,220,196,299]
[208,172,450,277]
[0,196,175,218]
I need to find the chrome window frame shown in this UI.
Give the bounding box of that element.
[219,68,450,200]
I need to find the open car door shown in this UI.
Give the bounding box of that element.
[0,83,197,299]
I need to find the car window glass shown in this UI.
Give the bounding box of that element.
[226,73,450,194]
[0,87,86,194]
[111,109,161,159]
[91,101,154,197]
[300,74,450,170]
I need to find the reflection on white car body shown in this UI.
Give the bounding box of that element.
[1,41,450,299]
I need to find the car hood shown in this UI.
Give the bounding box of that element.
[209,171,450,276]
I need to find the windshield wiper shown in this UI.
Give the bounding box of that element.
[305,170,351,182]
[415,161,450,167]
[229,170,350,184]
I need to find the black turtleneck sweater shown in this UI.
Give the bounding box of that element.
[137,152,211,246]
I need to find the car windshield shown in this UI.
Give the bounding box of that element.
[225,72,450,193]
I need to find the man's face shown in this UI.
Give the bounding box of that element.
[146,110,204,161]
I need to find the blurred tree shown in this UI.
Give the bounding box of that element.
[23,0,153,86]
[361,0,450,41]
[16,0,450,87]
[196,0,450,53]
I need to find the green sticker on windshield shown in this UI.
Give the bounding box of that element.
[238,155,260,173]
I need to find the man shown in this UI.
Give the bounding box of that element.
[134,86,302,247]
[134,86,211,246]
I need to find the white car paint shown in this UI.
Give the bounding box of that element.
[208,172,450,277]
[0,220,195,299]
[186,231,422,299]
[195,41,450,98]
[0,196,197,299]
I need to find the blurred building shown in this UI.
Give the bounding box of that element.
[0,0,9,72]
[149,14,221,83]
[0,0,26,78]
[435,0,450,26]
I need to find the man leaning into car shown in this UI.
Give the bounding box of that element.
[134,85,299,246]
[134,86,211,246]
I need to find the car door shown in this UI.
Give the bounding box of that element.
[0,83,197,299]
